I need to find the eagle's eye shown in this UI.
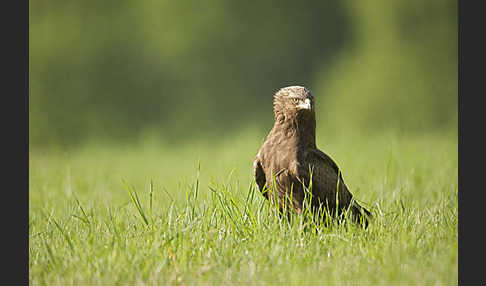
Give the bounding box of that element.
[292,98,299,104]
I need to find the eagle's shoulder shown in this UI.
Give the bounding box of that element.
[304,148,344,181]
[254,128,284,164]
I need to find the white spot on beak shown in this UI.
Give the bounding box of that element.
[297,98,312,110]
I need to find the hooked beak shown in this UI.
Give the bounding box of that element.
[297,98,312,110]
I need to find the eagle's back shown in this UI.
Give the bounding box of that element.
[302,148,354,210]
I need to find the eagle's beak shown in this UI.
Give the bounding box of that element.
[297,98,312,110]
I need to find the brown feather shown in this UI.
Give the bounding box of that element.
[253,86,371,225]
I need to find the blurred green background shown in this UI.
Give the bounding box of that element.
[29,0,457,149]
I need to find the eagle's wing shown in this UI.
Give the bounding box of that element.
[304,148,353,207]
[306,148,371,223]
[253,155,268,198]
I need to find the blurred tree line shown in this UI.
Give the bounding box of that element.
[29,0,456,148]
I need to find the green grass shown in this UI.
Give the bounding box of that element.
[29,130,457,285]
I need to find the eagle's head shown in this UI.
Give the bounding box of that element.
[273,86,315,123]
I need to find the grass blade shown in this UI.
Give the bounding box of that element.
[122,179,149,226]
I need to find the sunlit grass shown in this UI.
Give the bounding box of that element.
[29,130,457,285]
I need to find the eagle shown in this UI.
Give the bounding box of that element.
[253,86,371,226]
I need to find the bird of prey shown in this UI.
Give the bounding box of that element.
[253,86,371,225]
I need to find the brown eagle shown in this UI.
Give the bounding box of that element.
[253,86,370,225]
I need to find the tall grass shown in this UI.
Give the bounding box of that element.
[29,130,457,285]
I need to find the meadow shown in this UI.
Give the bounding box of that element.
[29,129,458,285]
